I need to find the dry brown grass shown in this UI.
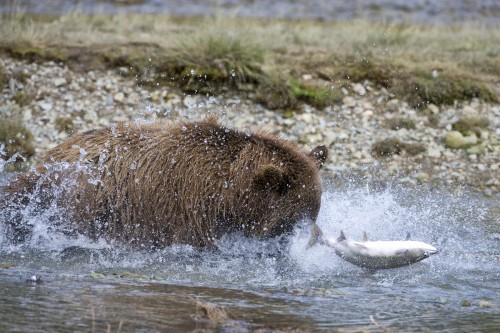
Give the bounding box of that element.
[0,7,498,109]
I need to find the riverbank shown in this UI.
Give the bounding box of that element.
[0,13,499,196]
[1,55,499,196]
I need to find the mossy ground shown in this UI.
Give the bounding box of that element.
[452,116,490,136]
[371,138,426,158]
[0,11,498,111]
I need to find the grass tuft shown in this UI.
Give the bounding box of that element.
[55,117,75,134]
[255,71,298,110]
[0,118,35,170]
[167,33,264,93]
[12,92,34,106]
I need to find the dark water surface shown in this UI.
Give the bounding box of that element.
[2,0,500,24]
[1,169,499,332]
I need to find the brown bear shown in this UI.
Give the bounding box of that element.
[1,118,327,249]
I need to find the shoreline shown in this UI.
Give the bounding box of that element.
[1,55,498,196]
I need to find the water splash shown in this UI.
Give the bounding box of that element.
[0,137,497,289]
[0,155,496,289]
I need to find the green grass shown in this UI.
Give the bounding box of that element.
[289,79,344,109]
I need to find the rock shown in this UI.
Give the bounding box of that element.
[342,96,356,108]
[105,94,114,106]
[38,101,53,111]
[113,92,125,103]
[353,83,366,96]
[426,104,439,114]
[444,131,478,149]
[297,113,313,123]
[53,78,67,87]
[478,300,493,308]
[427,147,441,158]
[483,188,493,197]
[22,110,32,122]
[415,172,430,182]
[322,131,337,146]
[8,78,17,94]
[466,144,485,155]
[460,300,471,307]
[302,74,313,81]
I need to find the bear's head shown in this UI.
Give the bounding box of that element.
[234,143,328,238]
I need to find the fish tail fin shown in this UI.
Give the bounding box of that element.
[338,230,347,242]
[306,224,324,248]
[363,231,368,242]
[405,232,411,241]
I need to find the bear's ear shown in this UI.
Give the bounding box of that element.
[253,165,290,194]
[309,145,328,169]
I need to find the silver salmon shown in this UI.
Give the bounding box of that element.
[308,225,438,269]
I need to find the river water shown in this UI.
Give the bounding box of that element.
[2,0,500,24]
[1,155,499,332]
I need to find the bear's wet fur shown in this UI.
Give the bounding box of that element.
[1,118,327,249]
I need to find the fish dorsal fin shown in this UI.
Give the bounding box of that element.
[405,232,411,241]
[338,230,346,242]
[363,231,368,242]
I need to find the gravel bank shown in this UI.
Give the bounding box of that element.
[1,56,499,195]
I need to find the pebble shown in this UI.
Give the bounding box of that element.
[0,56,499,193]
[113,92,125,103]
[353,83,366,96]
[444,131,478,149]
[53,78,67,87]
[426,104,439,114]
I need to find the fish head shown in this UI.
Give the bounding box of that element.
[399,243,438,263]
